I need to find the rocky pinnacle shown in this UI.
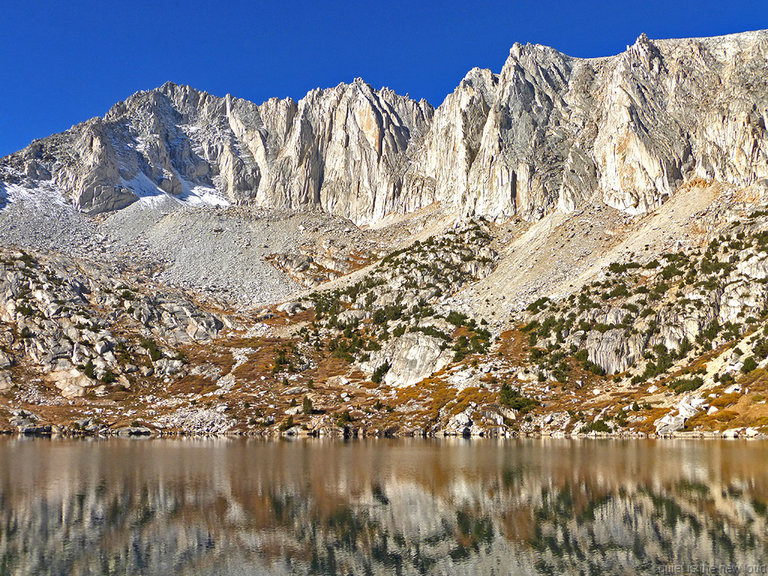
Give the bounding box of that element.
[1,30,768,225]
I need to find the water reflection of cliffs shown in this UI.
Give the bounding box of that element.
[1,439,767,575]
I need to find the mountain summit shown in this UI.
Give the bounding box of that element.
[2,30,767,223]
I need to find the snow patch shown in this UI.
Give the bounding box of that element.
[179,177,230,207]
[0,170,230,214]
[120,173,167,208]
[122,172,230,209]
[0,181,69,209]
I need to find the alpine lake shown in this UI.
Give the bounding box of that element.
[1,437,767,575]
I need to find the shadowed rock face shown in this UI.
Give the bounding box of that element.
[2,31,768,223]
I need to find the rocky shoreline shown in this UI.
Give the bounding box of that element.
[3,424,765,441]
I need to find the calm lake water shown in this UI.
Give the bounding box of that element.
[1,438,767,575]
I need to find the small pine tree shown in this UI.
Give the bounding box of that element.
[742,356,758,373]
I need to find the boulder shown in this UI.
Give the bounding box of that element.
[154,358,184,376]
[45,368,96,398]
[655,413,686,435]
[94,340,112,355]
[677,396,706,419]
[0,371,12,392]
[276,302,303,316]
[444,409,473,436]
[384,333,452,388]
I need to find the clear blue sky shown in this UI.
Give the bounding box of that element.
[1,0,766,157]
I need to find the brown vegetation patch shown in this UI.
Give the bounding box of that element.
[166,374,217,396]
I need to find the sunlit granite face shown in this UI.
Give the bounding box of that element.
[1,439,767,575]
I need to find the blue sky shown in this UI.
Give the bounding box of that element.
[1,0,766,157]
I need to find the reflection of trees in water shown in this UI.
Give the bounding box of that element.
[1,440,768,575]
[526,481,768,574]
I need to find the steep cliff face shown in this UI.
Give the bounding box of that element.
[1,81,433,222]
[2,30,767,223]
[413,30,768,221]
[253,81,433,223]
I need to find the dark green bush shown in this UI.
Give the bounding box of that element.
[371,362,390,384]
[668,376,704,394]
[141,339,163,362]
[499,383,538,414]
[587,419,611,433]
[742,356,758,373]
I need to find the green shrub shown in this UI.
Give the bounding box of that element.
[609,262,641,274]
[335,411,353,427]
[371,362,390,384]
[279,416,295,432]
[411,325,451,341]
[446,311,469,327]
[583,360,605,376]
[668,376,704,394]
[141,339,163,362]
[742,356,758,373]
[753,338,768,359]
[587,419,611,433]
[608,284,630,298]
[499,383,538,414]
[526,297,550,313]
[661,264,683,279]
[16,304,34,317]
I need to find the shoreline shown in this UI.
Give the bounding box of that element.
[2,427,765,441]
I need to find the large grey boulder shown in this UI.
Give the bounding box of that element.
[383,333,453,388]
[655,413,686,435]
[46,368,96,398]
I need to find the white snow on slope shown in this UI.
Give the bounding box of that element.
[121,172,231,209]
[0,167,230,215]
[1,181,69,208]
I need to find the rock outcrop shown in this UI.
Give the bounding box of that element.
[383,333,452,388]
[2,31,767,224]
[0,248,223,398]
